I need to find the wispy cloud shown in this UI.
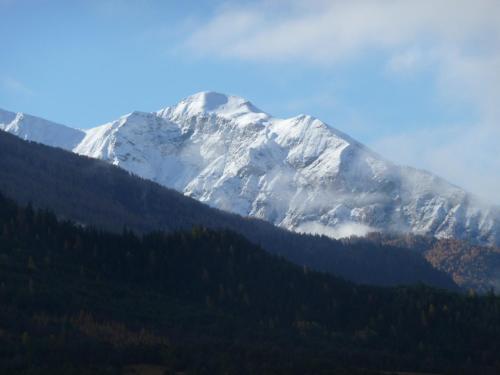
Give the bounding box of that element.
[372,122,500,205]
[386,47,430,74]
[184,0,500,63]
[1,77,35,97]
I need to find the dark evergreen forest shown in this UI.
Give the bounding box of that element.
[1,193,500,374]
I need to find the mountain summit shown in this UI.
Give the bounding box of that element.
[1,93,499,245]
[162,91,269,124]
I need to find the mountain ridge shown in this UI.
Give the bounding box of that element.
[1,92,499,246]
[0,129,458,289]
[0,107,85,150]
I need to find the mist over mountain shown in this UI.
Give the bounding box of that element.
[2,92,499,247]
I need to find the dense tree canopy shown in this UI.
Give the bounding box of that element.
[0,193,499,374]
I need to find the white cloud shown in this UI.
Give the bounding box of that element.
[387,47,429,74]
[184,0,500,204]
[437,49,500,120]
[375,47,500,204]
[185,0,500,63]
[372,122,500,205]
[1,77,34,96]
[297,221,375,239]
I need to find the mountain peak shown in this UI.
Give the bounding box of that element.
[2,96,499,248]
[186,91,233,111]
[165,91,270,124]
[122,110,155,120]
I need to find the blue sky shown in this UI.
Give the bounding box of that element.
[1,0,499,203]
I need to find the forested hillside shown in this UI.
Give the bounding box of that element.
[1,193,500,374]
[0,130,455,289]
[370,233,500,292]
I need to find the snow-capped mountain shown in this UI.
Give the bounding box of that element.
[2,92,499,245]
[0,108,84,150]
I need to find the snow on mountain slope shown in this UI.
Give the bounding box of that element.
[0,108,84,150]
[2,93,500,246]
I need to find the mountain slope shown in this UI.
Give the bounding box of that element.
[4,92,498,246]
[77,92,500,246]
[0,108,84,150]
[0,130,456,289]
[372,232,500,292]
